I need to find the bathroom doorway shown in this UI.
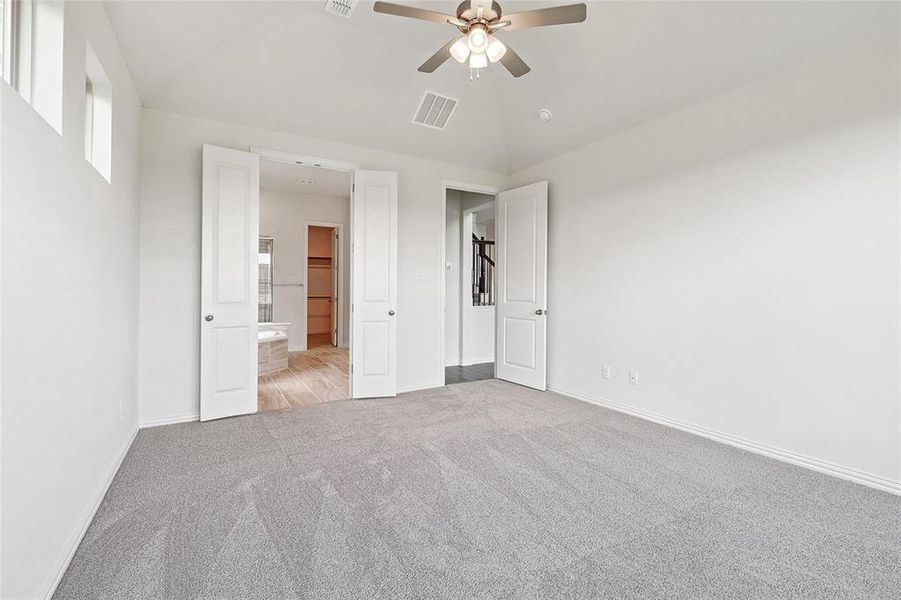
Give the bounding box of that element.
[256,158,351,412]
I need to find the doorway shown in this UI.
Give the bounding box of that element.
[443,183,498,385]
[256,158,351,411]
[306,224,339,349]
[200,145,400,421]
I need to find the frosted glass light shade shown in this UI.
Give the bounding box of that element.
[450,37,470,63]
[469,52,488,69]
[486,37,506,63]
[467,27,489,53]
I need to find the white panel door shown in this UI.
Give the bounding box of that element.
[496,181,548,390]
[200,144,260,421]
[351,170,398,398]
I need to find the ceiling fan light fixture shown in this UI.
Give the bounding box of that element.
[467,25,489,53]
[469,51,488,69]
[449,36,470,63]
[486,37,506,63]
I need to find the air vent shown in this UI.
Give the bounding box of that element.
[412,91,458,130]
[324,0,357,18]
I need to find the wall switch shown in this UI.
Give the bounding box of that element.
[602,365,611,380]
[629,370,639,386]
[415,268,425,280]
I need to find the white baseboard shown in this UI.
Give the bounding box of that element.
[139,412,200,429]
[548,384,901,496]
[397,379,444,394]
[445,360,461,367]
[43,426,138,599]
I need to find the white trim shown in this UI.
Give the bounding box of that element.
[139,412,200,429]
[548,383,901,497]
[250,147,360,173]
[443,180,501,197]
[440,179,501,387]
[304,220,346,348]
[43,427,138,599]
[397,379,444,394]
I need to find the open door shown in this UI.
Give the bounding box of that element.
[330,228,339,347]
[350,170,398,398]
[496,181,548,390]
[200,144,260,421]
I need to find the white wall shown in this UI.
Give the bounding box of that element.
[510,37,901,486]
[445,189,462,365]
[260,187,349,350]
[0,2,143,597]
[462,203,496,365]
[138,109,507,423]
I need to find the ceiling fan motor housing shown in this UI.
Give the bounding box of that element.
[456,1,502,26]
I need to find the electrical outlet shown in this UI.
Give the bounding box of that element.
[415,268,425,280]
[629,370,639,385]
[602,364,611,380]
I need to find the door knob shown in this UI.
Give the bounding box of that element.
[535,309,545,316]
[388,310,396,316]
[204,314,214,322]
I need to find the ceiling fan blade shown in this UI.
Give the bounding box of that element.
[499,44,530,78]
[502,3,587,31]
[373,1,456,25]
[418,38,457,73]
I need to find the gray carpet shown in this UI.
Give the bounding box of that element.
[55,380,900,599]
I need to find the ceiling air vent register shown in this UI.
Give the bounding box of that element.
[412,91,458,130]
[324,0,357,18]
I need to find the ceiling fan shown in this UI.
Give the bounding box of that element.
[373,1,587,78]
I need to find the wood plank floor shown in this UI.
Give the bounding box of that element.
[258,346,349,412]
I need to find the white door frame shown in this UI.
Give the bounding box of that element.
[303,220,346,349]
[440,180,501,383]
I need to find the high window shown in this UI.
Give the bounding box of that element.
[1,0,64,133]
[84,42,112,181]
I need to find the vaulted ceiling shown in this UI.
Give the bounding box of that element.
[104,1,897,173]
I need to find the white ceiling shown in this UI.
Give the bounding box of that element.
[104,1,898,173]
[260,159,351,197]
